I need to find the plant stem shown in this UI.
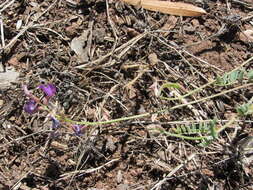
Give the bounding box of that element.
[161,56,253,101]
[58,83,253,126]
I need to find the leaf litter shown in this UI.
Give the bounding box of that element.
[0,0,253,189]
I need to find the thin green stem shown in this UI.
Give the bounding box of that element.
[59,112,151,125]
[168,83,253,111]
[160,80,214,101]
[216,115,237,134]
[57,82,253,126]
[160,56,253,101]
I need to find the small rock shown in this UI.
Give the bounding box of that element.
[93,28,106,43]
[70,30,89,62]
[0,67,19,89]
[117,184,129,190]
[117,170,123,183]
[106,136,117,152]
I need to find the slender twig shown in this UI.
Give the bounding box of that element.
[106,0,118,63]
[0,0,15,13]
[75,32,147,68]
[2,0,58,53]
[160,56,253,101]
[60,158,119,178]
[0,14,5,48]
[151,154,196,190]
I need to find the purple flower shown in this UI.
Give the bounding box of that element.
[72,125,85,136]
[24,99,38,114]
[51,117,60,129]
[39,84,56,98]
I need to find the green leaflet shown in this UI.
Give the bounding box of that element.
[172,119,217,136]
[215,69,245,86]
[237,103,253,116]
[159,82,181,92]
[247,70,253,81]
[159,82,182,100]
[215,69,253,86]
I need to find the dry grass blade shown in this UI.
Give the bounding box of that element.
[121,0,206,16]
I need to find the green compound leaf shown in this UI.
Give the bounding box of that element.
[210,119,218,139]
[198,136,215,147]
[173,123,208,135]
[172,119,218,137]
[215,69,245,86]
[237,103,253,116]
[247,70,253,81]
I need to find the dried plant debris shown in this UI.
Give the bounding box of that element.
[121,0,206,16]
[0,0,253,189]
[237,136,253,165]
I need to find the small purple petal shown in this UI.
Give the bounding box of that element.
[24,99,38,114]
[72,125,85,136]
[51,117,60,129]
[39,84,56,98]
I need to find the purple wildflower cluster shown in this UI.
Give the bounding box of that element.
[23,84,56,114]
[23,83,84,136]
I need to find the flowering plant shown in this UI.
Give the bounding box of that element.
[23,83,84,135]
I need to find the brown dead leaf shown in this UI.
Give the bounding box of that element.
[126,28,141,37]
[121,0,206,16]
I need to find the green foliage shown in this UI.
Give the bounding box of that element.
[215,69,245,86]
[215,69,253,86]
[160,82,181,90]
[158,82,182,100]
[198,120,218,147]
[156,67,253,147]
[237,103,253,116]
[198,136,216,147]
[172,120,216,135]
[210,119,218,139]
[169,119,218,147]
[247,70,253,81]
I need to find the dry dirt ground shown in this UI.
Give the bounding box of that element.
[0,0,253,189]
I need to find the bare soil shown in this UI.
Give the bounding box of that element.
[0,0,253,189]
